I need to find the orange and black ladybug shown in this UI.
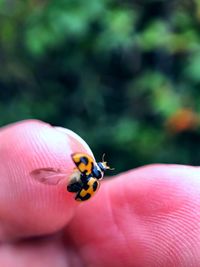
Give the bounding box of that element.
[31,153,113,201]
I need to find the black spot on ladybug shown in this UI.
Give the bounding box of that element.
[82,183,90,190]
[93,181,98,191]
[76,193,91,201]
[80,156,89,165]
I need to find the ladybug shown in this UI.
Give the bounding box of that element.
[31,152,113,201]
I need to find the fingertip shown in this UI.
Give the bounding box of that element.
[54,127,94,158]
[0,120,91,240]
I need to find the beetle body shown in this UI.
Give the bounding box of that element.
[67,153,111,201]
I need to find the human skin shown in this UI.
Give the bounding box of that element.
[0,120,200,267]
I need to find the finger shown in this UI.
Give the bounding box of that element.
[0,120,92,241]
[66,164,200,267]
[0,235,74,267]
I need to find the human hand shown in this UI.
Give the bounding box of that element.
[0,120,200,267]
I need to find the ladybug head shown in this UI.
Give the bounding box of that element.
[97,154,114,172]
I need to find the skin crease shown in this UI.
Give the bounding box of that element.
[0,121,200,266]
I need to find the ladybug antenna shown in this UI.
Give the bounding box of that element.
[102,153,106,162]
[108,166,115,171]
[101,153,115,171]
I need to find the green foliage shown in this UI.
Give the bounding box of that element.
[1,0,200,173]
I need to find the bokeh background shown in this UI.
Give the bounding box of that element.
[1,0,200,174]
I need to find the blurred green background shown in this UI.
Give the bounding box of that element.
[1,0,200,174]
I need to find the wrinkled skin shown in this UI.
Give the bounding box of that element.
[0,120,200,267]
